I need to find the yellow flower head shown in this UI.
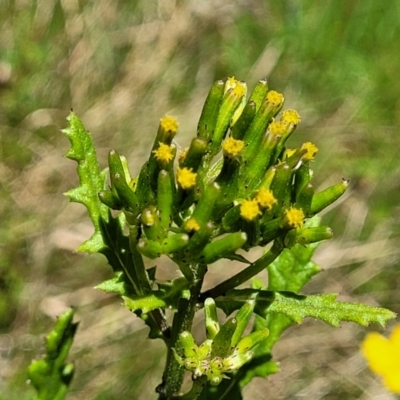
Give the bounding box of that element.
[255,189,277,210]
[281,109,301,125]
[160,115,179,133]
[301,142,318,161]
[361,324,400,394]
[222,137,245,157]
[153,142,174,163]
[266,90,284,107]
[225,77,246,100]
[240,199,262,221]
[268,120,288,136]
[283,207,304,228]
[185,218,200,232]
[177,167,197,190]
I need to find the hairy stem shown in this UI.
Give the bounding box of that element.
[157,264,207,399]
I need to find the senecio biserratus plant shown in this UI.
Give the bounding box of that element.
[28,77,396,400]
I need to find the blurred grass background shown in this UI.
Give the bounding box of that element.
[0,0,399,399]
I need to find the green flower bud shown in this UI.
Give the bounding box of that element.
[98,189,122,210]
[295,182,314,216]
[191,182,221,228]
[111,172,140,215]
[179,137,208,172]
[248,77,269,112]
[311,178,349,214]
[141,205,163,241]
[183,221,214,260]
[293,163,313,199]
[231,100,256,140]
[211,79,247,155]
[239,133,281,193]
[259,218,282,246]
[157,170,174,234]
[135,162,155,207]
[221,203,242,232]
[197,79,225,141]
[241,90,284,163]
[270,162,292,208]
[201,232,247,264]
[204,298,220,340]
[137,233,189,258]
[296,226,333,245]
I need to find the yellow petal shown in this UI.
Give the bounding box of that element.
[361,332,392,375]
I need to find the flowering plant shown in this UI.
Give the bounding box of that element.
[28,77,396,400]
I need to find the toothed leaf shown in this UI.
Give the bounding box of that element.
[268,292,397,327]
[123,278,189,314]
[63,112,109,253]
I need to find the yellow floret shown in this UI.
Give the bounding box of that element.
[255,189,277,209]
[177,167,197,190]
[240,199,262,221]
[284,207,304,228]
[281,109,301,125]
[222,137,245,157]
[232,81,246,98]
[301,142,318,161]
[185,218,200,232]
[268,120,288,136]
[153,142,174,163]
[160,115,179,133]
[266,90,284,106]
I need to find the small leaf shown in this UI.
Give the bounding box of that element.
[95,271,130,295]
[268,292,397,328]
[28,310,77,400]
[267,216,323,292]
[123,277,189,314]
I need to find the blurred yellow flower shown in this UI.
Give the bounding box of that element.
[361,324,400,394]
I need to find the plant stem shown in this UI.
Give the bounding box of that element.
[157,264,207,399]
[199,240,283,302]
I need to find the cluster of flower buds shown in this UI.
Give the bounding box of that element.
[173,298,268,386]
[98,77,348,273]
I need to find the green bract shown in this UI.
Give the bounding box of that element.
[30,77,395,400]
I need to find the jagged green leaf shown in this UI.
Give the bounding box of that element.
[62,112,109,253]
[63,113,166,340]
[268,217,323,293]
[123,277,189,314]
[95,271,131,295]
[236,218,324,387]
[28,309,77,400]
[268,292,397,327]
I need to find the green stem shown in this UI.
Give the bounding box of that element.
[157,264,207,399]
[129,224,170,338]
[199,241,283,301]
